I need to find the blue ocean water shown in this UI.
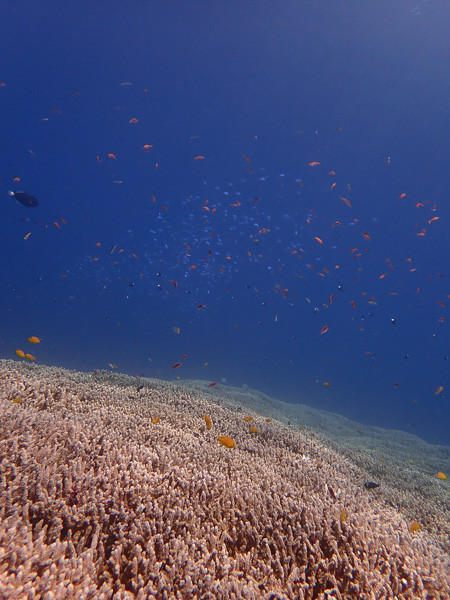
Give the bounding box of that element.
[1,0,448,445]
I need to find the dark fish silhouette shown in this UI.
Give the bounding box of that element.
[8,191,39,207]
[363,481,380,490]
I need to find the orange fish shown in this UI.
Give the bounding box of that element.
[315,236,323,244]
[15,349,25,358]
[308,161,320,166]
[434,386,444,395]
[194,155,204,160]
[129,118,138,123]
[409,522,421,533]
[320,325,329,335]
[340,196,352,207]
[151,417,160,424]
[437,472,447,480]
[25,354,36,361]
[171,362,182,369]
[208,382,217,387]
[205,415,212,430]
[428,216,439,224]
[249,425,258,434]
[142,144,153,151]
[27,336,40,344]
[218,435,235,448]
[244,416,253,422]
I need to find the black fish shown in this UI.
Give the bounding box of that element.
[364,481,380,490]
[8,191,39,207]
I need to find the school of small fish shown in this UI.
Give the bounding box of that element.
[6,79,447,447]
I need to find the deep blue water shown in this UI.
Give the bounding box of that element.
[1,0,448,444]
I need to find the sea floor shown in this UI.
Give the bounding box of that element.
[0,359,448,599]
[181,376,450,554]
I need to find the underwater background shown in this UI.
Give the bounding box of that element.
[1,0,448,445]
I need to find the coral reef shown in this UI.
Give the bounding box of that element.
[0,361,448,599]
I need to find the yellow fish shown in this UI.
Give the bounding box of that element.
[27,336,40,344]
[218,435,235,449]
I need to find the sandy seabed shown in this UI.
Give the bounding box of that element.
[0,359,448,600]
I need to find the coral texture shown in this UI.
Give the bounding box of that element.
[0,361,448,599]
